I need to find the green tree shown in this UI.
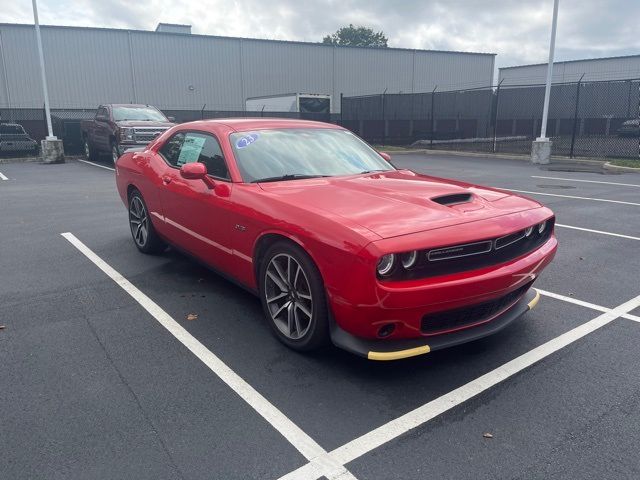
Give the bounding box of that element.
[322,24,388,48]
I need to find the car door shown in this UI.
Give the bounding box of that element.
[156,130,235,272]
[94,106,111,152]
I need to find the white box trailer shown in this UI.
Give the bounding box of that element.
[245,93,332,113]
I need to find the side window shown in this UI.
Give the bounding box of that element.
[159,132,186,167]
[96,107,108,119]
[159,131,230,180]
[195,133,229,180]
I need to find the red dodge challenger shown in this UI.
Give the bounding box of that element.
[115,119,557,360]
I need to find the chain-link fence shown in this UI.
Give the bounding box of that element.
[0,107,339,157]
[340,78,640,159]
[2,79,637,159]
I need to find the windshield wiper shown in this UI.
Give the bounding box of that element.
[252,174,330,183]
[359,169,390,174]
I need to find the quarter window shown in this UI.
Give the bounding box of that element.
[159,131,230,180]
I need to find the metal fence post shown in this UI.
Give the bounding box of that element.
[340,92,343,126]
[381,88,387,145]
[569,74,584,159]
[430,85,437,148]
[493,79,504,153]
[201,103,206,120]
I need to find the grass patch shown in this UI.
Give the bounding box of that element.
[609,159,640,168]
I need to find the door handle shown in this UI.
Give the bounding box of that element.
[162,175,172,185]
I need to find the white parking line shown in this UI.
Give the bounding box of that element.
[536,289,640,322]
[556,223,640,242]
[279,291,640,480]
[60,232,358,480]
[0,171,8,181]
[532,175,640,188]
[509,189,640,207]
[77,159,115,171]
[62,229,640,480]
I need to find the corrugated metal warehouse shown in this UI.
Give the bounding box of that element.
[0,23,495,112]
[499,54,640,85]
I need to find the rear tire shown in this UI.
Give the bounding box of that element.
[128,189,166,254]
[258,241,329,351]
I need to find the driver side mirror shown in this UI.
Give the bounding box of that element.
[180,162,216,189]
[378,151,392,162]
[180,162,206,179]
[167,116,176,123]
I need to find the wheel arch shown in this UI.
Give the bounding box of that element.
[252,231,326,287]
[126,184,140,204]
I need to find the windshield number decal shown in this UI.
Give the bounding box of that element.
[236,133,259,149]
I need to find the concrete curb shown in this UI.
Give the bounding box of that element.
[0,156,42,165]
[603,161,640,174]
[381,148,609,166]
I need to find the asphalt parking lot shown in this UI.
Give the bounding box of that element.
[1,152,639,480]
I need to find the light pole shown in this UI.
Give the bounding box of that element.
[32,0,54,139]
[32,0,64,162]
[531,0,559,164]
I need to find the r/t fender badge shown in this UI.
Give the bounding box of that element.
[235,224,247,232]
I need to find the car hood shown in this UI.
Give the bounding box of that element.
[117,121,175,128]
[258,170,542,239]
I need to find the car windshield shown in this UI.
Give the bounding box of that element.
[112,107,168,122]
[230,128,394,182]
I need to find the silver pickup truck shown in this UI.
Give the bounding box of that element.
[0,123,39,156]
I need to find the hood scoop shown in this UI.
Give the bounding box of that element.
[430,193,472,207]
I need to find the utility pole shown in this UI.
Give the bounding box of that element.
[32,0,64,162]
[531,0,559,164]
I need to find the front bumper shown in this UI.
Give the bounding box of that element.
[330,288,540,360]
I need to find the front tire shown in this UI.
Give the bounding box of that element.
[111,142,121,164]
[128,189,165,254]
[259,241,329,351]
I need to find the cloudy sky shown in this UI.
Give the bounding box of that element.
[2,0,639,68]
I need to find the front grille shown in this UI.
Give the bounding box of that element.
[384,217,554,281]
[420,283,531,335]
[428,240,492,261]
[134,128,168,143]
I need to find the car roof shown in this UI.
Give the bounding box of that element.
[186,118,343,132]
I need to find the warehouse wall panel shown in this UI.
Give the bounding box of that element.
[0,24,495,112]
[499,56,640,85]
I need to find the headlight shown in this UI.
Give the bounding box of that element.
[376,254,396,276]
[120,128,135,141]
[538,221,547,234]
[400,251,418,269]
[524,226,534,237]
